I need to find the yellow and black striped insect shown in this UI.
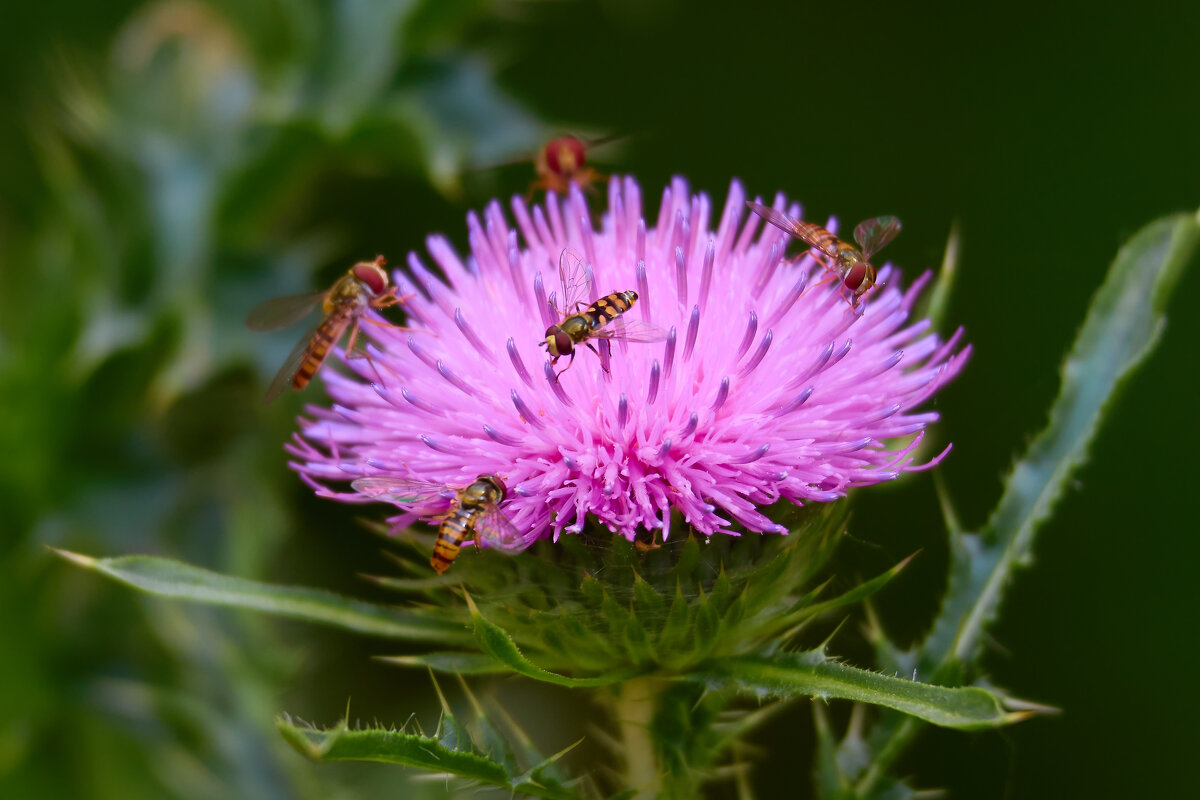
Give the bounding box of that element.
[352,474,526,574]
[747,201,901,310]
[541,249,667,378]
[246,256,406,402]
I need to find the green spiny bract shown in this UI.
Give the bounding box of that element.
[369,501,855,679]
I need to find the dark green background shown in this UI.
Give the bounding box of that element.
[2,1,1196,797]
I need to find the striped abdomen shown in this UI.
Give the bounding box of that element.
[292,306,354,391]
[432,506,480,574]
[583,290,637,332]
[792,221,854,262]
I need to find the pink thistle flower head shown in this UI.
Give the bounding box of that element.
[289,177,969,548]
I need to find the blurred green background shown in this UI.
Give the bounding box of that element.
[2,1,1197,797]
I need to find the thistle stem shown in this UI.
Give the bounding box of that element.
[615,677,660,799]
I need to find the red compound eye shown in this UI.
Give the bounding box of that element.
[544,136,586,175]
[844,263,869,293]
[352,262,388,295]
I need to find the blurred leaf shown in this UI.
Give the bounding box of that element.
[395,57,542,193]
[690,651,1026,730]
[55,550,471,644]
[401,0,487,55]
[923,221,960,329]
[377,651,509,674]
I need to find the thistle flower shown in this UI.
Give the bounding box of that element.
[289,177,968,546]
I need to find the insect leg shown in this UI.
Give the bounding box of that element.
[799,271,842,302]
[584,340,613,373]
[553,351,577,382]
[344,322,363,359]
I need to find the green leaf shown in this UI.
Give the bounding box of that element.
[277,716,584,800]
[939,209,1200,666]
[465,593,634,688]
[923,221,961,329]
[855,209,1200,797]
[812,704,849,797]
[691,651,1026,730]
[55,551,472,644]
[278,716,505,782]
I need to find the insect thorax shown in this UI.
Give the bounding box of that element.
[325,280,372,315]
[461,475,505,506]
[560,314,594,340]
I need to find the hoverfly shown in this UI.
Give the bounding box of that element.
[246,256,405,402]
[351,474,527,574]
[541,249,668,379]
[531,135,605,196]
[746,201,902,310]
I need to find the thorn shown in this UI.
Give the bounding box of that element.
[428,669,451,714]
[846,702,868,740]
[456,674,485,717]
[1001,696,1061,716]
[47,547,96,567]
[542,737,586,764]
[373,655,422,668]
[819,617,850,653]
[463,589,479,616]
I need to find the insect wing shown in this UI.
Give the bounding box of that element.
[263,307,356,402]
[556,248,590,314]
[351,477,458,515]
[746,201,806,237]
[591,318,670,344]
[747,201,839,259]
[245,290,325,332]
[853,216,902,260]
[472,503,528,554]
[263,321,322,402]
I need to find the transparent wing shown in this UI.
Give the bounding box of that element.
[746,201,805,236]
[746,201,837,257]
[472,503,528,554]
[556,248,590,314]
[853,216,902,260]
[351,477,458,515]
[245,291,325,332]
[263,323,320,403]
[591,318,671,344]
[262,307,356,402]
[580,132,629,150]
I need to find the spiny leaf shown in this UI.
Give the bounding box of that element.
[623,612,656,666]
[276,716,583,800]
[690,652,1029,730]
[54,550,472,644]
[464,593,635,688]
[709,567,733,614]
[659,584,690,642]
[632,571,665,621]
[694,592,720,656]
[935,208,1200,666]
[278,716,505,782]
